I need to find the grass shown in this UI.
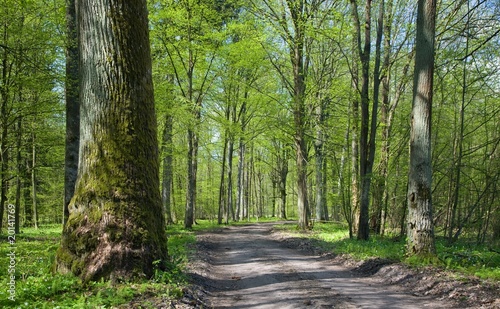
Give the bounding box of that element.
[273,221,500,281]
[0,222,204,308]
[2,219,497,307]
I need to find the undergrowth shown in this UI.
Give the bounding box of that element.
[0,222,202,308]
[274,221,500,281]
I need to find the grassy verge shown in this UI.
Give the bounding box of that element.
[0,222,209,308]
[273,222,500,281]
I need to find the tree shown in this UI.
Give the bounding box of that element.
[406,0,437,256]
[251,0,333,229]
[56,0,168,282]
[63,0,79,225]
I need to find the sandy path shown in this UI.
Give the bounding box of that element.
[190,223,452,309]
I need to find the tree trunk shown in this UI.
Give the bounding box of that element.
[226,138,235,223]
[236,137,245,221]
[31,131,38,229]
[406,0,437,257]
[23,154,32,227]
[315,101,327,221]
[277,144,288,220]
[350,0,373,241]
[15,117,21,234]
[293,41,310,230]
[0,36,8,232]
[63,0,80,226]
[218,134,228,224]
[56,0,168,282]
[370,0,384,234]
[185,128,199,228]
[161,114,174,225]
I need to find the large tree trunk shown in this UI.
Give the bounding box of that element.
[406,0,437,257]
[63,0,79,226]
[56,0,168,282]
[293,36,310,230]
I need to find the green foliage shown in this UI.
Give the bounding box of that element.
[436,241,500,280]
[0,225,198,308]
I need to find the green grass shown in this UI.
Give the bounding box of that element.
[3,220,497,307]
[274,222,500,281]
[0,222,204,308]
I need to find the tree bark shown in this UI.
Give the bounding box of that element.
[31,131,38,229]
[407,0,437,257]
[161,113,174,225]
[56,0,168,282]
[315,100,327,221]
[63,0,80,226]
[350,0,373,241]
[0,33,9,232]
[15,117,21,234]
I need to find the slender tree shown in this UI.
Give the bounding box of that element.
[56,0,168,281]
[406,0,437,256]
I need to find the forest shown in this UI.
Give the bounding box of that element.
[0,0,499,307]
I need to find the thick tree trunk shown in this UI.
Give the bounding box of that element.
[292,37,310,229]
[63,0,80,226]
[407,0,437,256]
[56,0,168,282]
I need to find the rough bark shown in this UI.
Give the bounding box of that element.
[407,0,437,256]
[56,0,168,282]
[292,17,310,230]
[63,0,80,226]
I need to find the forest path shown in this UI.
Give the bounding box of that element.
[189,222,451,309]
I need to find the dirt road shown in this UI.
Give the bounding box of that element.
[189,223,453,309]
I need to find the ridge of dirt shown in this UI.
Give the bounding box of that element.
[273,228,500,309]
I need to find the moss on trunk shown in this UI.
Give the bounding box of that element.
[56,0,167,282]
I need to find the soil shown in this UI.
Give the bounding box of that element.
[175,222,499,308]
